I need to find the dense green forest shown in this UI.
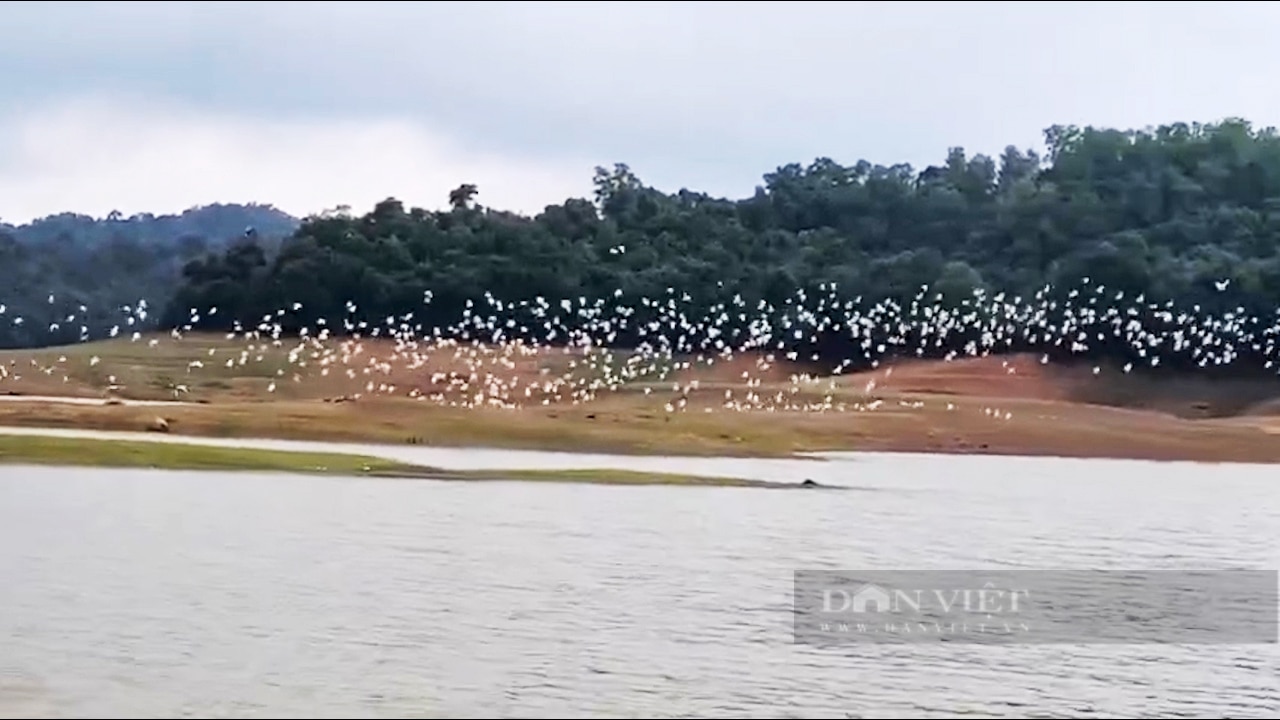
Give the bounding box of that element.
[0,204,297,348]
[10,119,1280,371]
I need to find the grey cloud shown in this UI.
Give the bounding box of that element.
[3,1,1280,200]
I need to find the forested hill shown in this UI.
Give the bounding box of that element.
[0,204,298,348]
[2,204,298,246]
[12,119,1280,368]
[163,119,1280,370]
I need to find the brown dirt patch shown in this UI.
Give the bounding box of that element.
[841,353,1071,402]
[5,333,1280,463]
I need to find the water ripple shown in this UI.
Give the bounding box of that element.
[0,455,1277,718]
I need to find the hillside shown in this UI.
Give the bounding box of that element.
[166,119,1280,379]
[9,118,1280,387]
[2,204,298,246]
[0,204,298,349]
[2,333,1280,462]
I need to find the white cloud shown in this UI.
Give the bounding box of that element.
[5,2,1280,223]
[0,94,595,224]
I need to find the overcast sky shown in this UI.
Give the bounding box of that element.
[2,1,1277,223]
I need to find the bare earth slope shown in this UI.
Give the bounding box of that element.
[2,334,1280,462]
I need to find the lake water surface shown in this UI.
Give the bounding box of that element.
[0,445,1277,718]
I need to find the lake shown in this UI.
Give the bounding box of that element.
[0,447,1277,718]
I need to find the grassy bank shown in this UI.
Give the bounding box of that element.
[0,434,422,475]
[0,435,809,488]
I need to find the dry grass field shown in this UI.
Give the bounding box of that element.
[2,331,1280,462]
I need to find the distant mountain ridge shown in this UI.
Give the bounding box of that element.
[2,203,300,246]
[0,202,301,349]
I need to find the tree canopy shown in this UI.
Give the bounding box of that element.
[9,118,1280,372]
[0,204,296,348]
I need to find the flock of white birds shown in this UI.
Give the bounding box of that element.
[0,277,1273,416]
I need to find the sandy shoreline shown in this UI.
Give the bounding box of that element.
[0,422,1270,476]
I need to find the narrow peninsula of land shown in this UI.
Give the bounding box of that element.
[0,433,819,489]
